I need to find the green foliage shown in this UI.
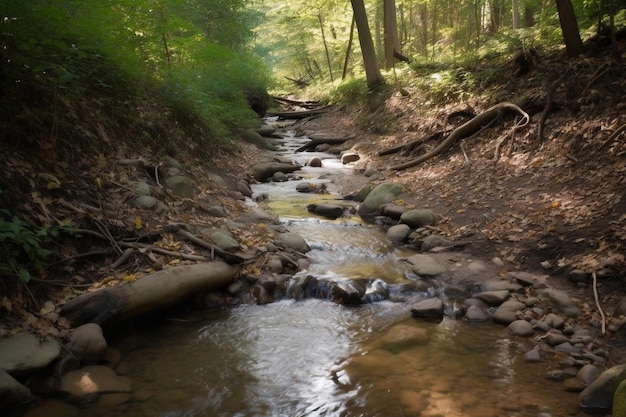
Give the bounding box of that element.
[1,0,270,151]
[0,193,72,284]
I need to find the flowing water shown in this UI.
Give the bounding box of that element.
[26,125,586,417]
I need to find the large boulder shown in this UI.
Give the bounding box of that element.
[357,183,404,220]
[400,209,435,228]
[580,364,626,414]
[274,232,311,253]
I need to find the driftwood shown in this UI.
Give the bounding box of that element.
[267,105,333,120]
[60,262,240,326]
[390,102,529,171]
[295,136,353,153]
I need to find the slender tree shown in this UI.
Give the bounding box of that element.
[556,0,584,56]
[350,0,385,88]
[383,0,400,69]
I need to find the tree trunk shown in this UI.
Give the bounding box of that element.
[60,262,240,326]
[318,13,334,82]
[384,0,400,69]
[556,0,585,57]
[512,0,520,29]
[342,14,356,80]
[351,0,385,89]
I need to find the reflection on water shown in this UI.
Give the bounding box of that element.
[100,302,579,417]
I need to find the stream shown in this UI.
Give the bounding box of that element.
[46,124,584,416]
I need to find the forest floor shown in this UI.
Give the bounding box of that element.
[0,35,625,364]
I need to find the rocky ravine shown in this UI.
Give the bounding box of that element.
[1,114,626,415]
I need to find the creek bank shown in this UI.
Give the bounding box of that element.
[2,119,626,415]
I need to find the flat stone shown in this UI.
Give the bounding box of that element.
[421,234,453,252]
[381,324,430,352]
[477,290,510,306]
[406,254,446,277]
[0,332,61,374]
[540,288,581,317]
[306,203,344,219]
[411,298,444,320]
[493,300,526,325]
[60,365,132,403]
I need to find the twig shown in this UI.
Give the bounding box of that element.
[592,271,606,335]
[120,241,211,262]
[494,113,530,161]
[111,248,135,269]
[537,92,552,143]
[579,123,626,162]
[459,143,470,166]
[581,63,609,97]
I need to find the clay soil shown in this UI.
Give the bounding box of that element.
[0,36,625,365]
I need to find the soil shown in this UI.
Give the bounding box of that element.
[0,37,625,364]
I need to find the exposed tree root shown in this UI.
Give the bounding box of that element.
[389,102,530,171]
[378,131,445,156]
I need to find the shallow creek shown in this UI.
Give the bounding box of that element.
[72,128,583,416]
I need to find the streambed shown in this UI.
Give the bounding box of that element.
[103,126,585,417]
[29,125,587,417]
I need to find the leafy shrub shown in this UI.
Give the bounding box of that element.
[0,192,71,284]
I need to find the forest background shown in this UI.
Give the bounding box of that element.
[0,0,624,312]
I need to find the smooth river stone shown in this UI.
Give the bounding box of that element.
[411,298,444,320]
[60,366,132,403]
[477,290,510,306]
[406,254,446,277]
[493,300,526,324]
[381,324,430,352]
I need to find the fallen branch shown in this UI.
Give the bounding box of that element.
[177,229,245,264]
[295,137,352,153]
[579,123,626,162]
[390,102,529,171]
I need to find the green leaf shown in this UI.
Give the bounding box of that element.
[18,268,31,283]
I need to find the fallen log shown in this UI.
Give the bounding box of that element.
[295,137,353,152]
[390,102,529,171]
[60,262,240,326]
[267,105,333,120]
